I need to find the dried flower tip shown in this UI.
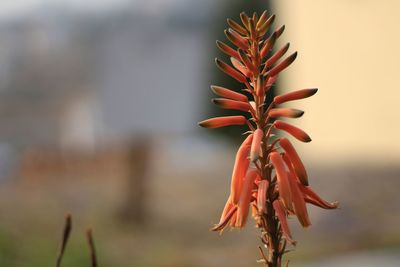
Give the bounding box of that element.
[198,116,247,128]
[250,129,263,162]
[267,52,297,77]
[211,85,248,102]
[279,137,309,185]
[269,108,304,118]
[275,25,285,38]
[212,98,251,112]
[236,169,259,228]
[215,58,247,83]
[274,120,312,143]
[231,134,254,204]
[225,29,249,50]
[257,180,269,214]
[216,40,240,59]
[274,88,318,104]
[270,152,292,209]
[227,18,247,36]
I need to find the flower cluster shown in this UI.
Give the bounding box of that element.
[199,11,338,254]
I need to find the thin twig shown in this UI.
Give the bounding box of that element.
[86,228,98,267]
[55,214,72,267]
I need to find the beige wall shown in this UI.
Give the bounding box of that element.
[274,0,400,164]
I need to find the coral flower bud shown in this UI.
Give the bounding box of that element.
[212,98,251,112]
[275,25,285,38]
[198,116,247,128]
[236,169,259,228]
[267,52,297,77]
[231,134,254,204]
[286,168,311,227]
[240,12,251,31]
[260,32,277,58]
[257,14,275,36]
[274,120,312,143]
[227,18,247,36]
[269,108,304,118]
[238,49,256,73]
[257,180,269,214]
[299,184,339,209]
[264,43,290,70]
[211,85,248,102]
[256,11,268,29]
[250,129,263,162]
[225,29,249,50]
[279,137,308,185]
[215,58,247,83]
[272,200,295,244]
[230,57,251,77]
[211,203,238,232]
[255,75,264,97]
[274,88,318,104]
[216,40,240,59]
[270,152,292,209]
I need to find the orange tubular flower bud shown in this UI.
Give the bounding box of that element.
[212,98,251,112]
[230,57,251,77]
[260,32,277,58]
[256,11,268,29]
[286,168,311,227]
[270,152,292,209]
[250,129,263,162]
[211,203,238,232]
[231,134,254,204]
[216,40,240,59]
[279,137,309,185]
[255,75,264,97]
[236,169,258,228]
[266,75,278,88]
[275,25,285,38]
[299,184,339,209]
[267,52,297,77]
[215,58,247,83]
[274,88,318,104]
[238,49,256,73]
[264,43,290,70]
[225,29,249,50]
[227,18,247,36]
[240,12,251,31]
[257,180,269,214]
[272,200,295,244]
[274,120,312,143]
[211,85,248,102]
[268,108,304,118]
[198,116,247,129]
[257,14,276,36]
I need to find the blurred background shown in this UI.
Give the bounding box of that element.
[0,0,399,266]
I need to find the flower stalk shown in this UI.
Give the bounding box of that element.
[199,11,338,267]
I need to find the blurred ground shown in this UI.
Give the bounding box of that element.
[0,137,399,267]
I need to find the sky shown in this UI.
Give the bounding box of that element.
[0,0,198,18]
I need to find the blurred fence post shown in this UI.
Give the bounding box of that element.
[119,136,151,225]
